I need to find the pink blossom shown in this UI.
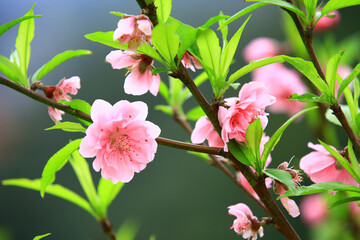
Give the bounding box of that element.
[279,187,300,218]
[252,63,307,116]
[106,50,160,96]
[79,99,161,183]
[314,10,340,33]
[228,203,264,239]
[44,76,81,122]
[218,82,276,151]
[300,194,328,226]
[181,51,202,72]
[191,116,224,148]
[113,15,152,51]
[243,37,280,63]
[299,143,358,186]
[349,201,360,216]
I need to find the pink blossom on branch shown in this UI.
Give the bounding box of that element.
[79,99,161,183]
[191,116,224,148]
[106,50,160,96]
[113,14,152,51]
[218,82,276,151]
[228,203,264,239]
[44,76,81,122]
[181,51,202,72]
[299,143,358,186]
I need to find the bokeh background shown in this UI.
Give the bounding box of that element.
[0,0,359,239]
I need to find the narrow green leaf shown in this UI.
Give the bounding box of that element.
[154,105,173,115]
[218,12,228,48]
[110,11,126,17]
[151,23,179,68]
[263,169,295,190]
[187,150,211,161]
[227,56,284,84]
[227,140,254,166]
[158,81,170,102]
[319,140,360,183]
[45,121,87,133]
[282,56,330,95]
[15,4,36,78]
[347,140,360,179]
[155,0,172,23]
[169,76,183,106]
[218,3,269,30]
[70,150,104,218]
[61,99,92,126]
[326,50,344,98]
[40,139,82,197]
[330,196,360,209]
[288,93,325,103]
[246,0,306,21]
[116,219,140,240]
[304,0,318,25]
[199,15,230,30]
[338,63,360,99]
[138,43,166,66]
[97,178,125,213]
[220,16,250,81]
[177,28,198,66]
[85,31,128,50]
[322,0,360,16]
[278,182,360,199]
[3,178,95,218]
[0,14,41,37]
[245,118,263,167]
[33,233,51,240]
[186,106,205,121]
[152,68,168,75]
[260,106,318,167]
[32,50,92,82]
[0,55,27,86]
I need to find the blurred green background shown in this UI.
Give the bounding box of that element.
[0,0,359,239]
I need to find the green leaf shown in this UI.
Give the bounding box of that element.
[330,196,360,209]
[15,4,36,78]
[263,169,295,190]
[326,50,344,98]
[97,178,125,214]
[322,0,360,16]
[220,16,250,81]
[32,50,92,82]
[154,105,173,115]
[186,106,205,121]
[282,56,330,95]
[227,56,284,84]
[347,140,360,180]
[45,121,87,133]
[288,93,325,103]
[116,219,140,240]
[70,150,104,218]
[196,28,221,89]
[325,105,357,131]
[278,182,360,199]
[138,43,166,66]
[245,118,263,168]
[0,55,27,86]
[218,3,269,30]
[177,28,198,66]
[199,15,230,30]
[319,140,360,183]
[0,14,41,37]
[338,63,360,99]
[169,76,183,106]
[3,178,95,218]
[260,106,318,168]
[158,81,170,102]
[85,31,128,50]
[218,12,228,48]
[61,99,92,126]
[227,140,254,166]
[187,150,211,161]
[110,11,126,17]
[304,0,318,25]
[151,23,179,68]
[246,0,306,21]
[155,0,172,24]
[152,68,168,75]
[40,139,82,197]
[33,233,51,240]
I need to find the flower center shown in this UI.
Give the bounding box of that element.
[109,128,131,152]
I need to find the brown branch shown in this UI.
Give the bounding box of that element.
[100,218,117,240]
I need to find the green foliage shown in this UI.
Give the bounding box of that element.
[61,99,92,126]
[325,105,357,132]
[326,50,344,98]
[199,15,229,30]
[116,219,141,240]
[288,93,326,104]
[263,169,295,190]
[110,11,126,17]
[218,3,269,30]
[45,121,87,133]
[155,0,172,24]
[70,150,104,218]
[278,182,360,199]
[31,50,92,82]
[40,139,82,197]
[176,28,198,66]
[227,140,254,166]
[260,106,318,169]
[33,233,51,240]
[245,118,263,170]
[321,0,360,16]
[97,178,125,214]
[154,105,172,115]
[15,4,36,80]
[0,55,27,86]
[0,14,41,37]
[330,196,360,209]
[186,106,205,121]
[2,178,95,218]
[337,63,360,99]
[246,0,306,21]
[304,0,318,25]
[85,31,128,49]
